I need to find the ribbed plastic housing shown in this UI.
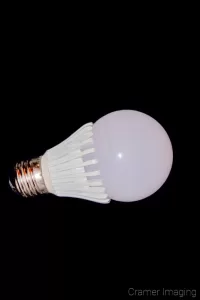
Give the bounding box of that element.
[41,123,110,204]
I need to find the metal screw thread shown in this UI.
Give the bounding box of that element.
[9,157,48,197]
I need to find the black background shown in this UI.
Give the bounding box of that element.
[1,21,197,298]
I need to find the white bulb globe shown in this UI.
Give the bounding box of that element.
[92,110,173,202]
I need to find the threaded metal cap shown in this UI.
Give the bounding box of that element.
[9,157,48,197]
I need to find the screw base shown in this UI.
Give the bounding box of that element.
[9,157,48,197]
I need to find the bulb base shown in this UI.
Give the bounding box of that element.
[9,157,48,197]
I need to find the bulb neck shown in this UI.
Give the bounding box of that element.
[9,157,49,197]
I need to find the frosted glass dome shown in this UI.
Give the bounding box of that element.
[93,110,173,202]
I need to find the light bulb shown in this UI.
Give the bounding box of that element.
[9,110,173,203]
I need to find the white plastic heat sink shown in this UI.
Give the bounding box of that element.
[41,123,110,204]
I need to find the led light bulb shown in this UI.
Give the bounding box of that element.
[9,110,173,203]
